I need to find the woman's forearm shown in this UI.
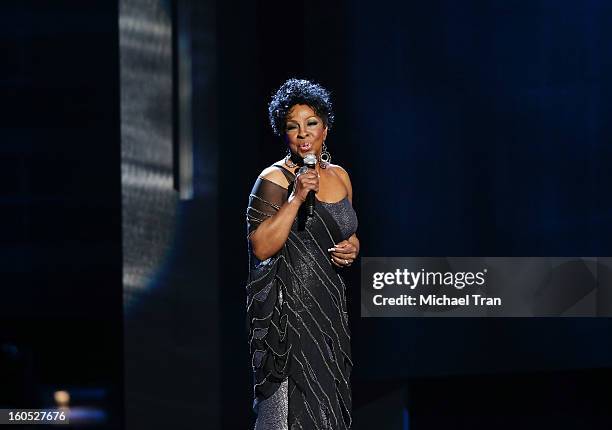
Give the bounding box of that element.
[348,233,360,255]
[250,196,303,260]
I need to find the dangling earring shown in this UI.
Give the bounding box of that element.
[284,149,298,168]
[319,141,331,168]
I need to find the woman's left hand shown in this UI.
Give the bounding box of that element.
[328,240,358,267]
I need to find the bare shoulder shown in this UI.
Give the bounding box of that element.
[326,163,351,185]
[259,161,290,188]
[325,163,353,202]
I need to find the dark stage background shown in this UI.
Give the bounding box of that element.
[3,1,612,429]
[219,0,612,428]
[1,1,124,428]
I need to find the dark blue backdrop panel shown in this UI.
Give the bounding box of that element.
[348,0,612,379]
[350,0,611,257]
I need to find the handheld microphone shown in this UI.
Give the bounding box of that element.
[303,153,317,217]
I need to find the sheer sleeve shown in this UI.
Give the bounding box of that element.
[246,176,289,237]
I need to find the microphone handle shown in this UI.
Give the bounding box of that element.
[307,190,315,216]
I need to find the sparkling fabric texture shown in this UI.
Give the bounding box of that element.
[320,197,358,240]
[254,379,289,430]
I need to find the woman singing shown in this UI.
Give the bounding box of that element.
[246,79,359,429]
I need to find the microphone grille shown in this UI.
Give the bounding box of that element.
[304,153,317,166]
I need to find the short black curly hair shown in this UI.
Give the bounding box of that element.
[268,78,335,136]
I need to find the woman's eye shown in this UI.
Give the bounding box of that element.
[286,125,297,130]
[307,121,318,126]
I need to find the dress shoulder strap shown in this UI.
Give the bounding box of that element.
[272,164,296,183]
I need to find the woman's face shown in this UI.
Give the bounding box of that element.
[283,104,328,158]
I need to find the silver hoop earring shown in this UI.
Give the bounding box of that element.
[284,149,298,168]
[320,142,331,168]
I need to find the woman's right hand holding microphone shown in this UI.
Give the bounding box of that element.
[290,168,319,205]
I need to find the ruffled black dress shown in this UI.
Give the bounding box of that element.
[246,164,357,429]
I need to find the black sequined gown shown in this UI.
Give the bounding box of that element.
[246,165,358,430]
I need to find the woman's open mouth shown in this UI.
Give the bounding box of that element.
[298,142,312,152]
